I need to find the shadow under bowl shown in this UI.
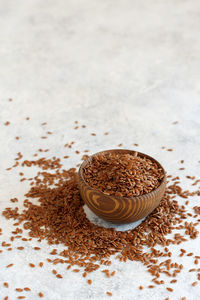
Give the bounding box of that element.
[78,149,166,224]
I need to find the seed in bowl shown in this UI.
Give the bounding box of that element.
[83,152,164,197]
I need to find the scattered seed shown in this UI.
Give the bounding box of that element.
[139,286,143,290]
[170,279,177,283]
[38,292,44,297]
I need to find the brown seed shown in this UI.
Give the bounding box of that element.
[24,287,31,291]
[87,279,92,285]
[4,282,9,288]
[6,263,14,268]
[38,292,44,297]
[17,247,24,250]
[106,292,112,296]
[192,281,198,287]
[166,287,173,292]
[139,286,143,290]
[170,279,177,283]
[39,262,43,267]
[29,263,35,268]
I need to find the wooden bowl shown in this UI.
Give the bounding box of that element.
[78,149,166,224]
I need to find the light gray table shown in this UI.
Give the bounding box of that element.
[0,0,200,299]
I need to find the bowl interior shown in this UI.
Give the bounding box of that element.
[79,149,166,201]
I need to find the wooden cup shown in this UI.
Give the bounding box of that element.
[78,149,166,224]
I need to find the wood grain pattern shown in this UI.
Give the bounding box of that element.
[78,149,166,224]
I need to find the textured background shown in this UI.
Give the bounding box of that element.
[0,0,200,299]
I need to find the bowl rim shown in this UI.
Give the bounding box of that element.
[78,149,166,201]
